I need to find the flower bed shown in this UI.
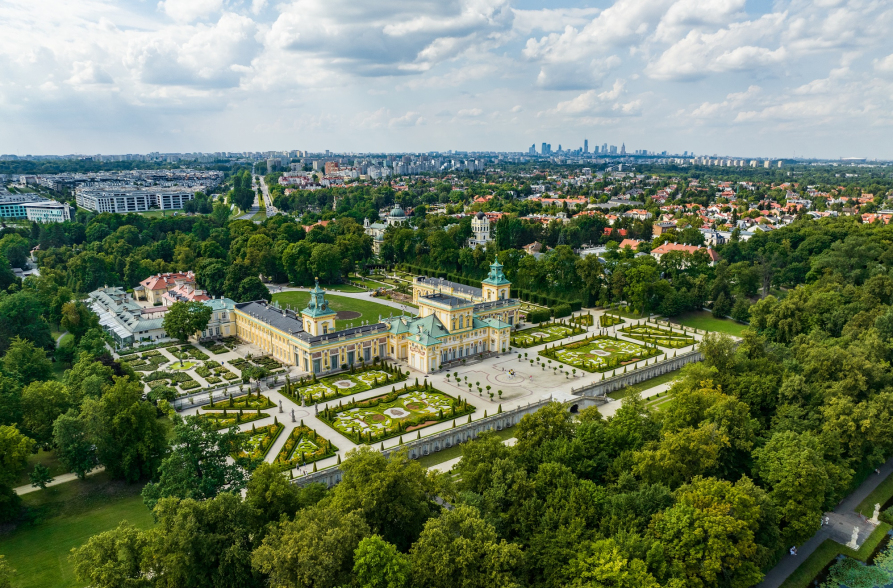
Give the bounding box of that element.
[195,365,212,378]
[179,345,210,361]
[197,409,267,430]
[204,343,230,354]
[539,335,660,372]
[318,382,474,444]
[511,323,584,348]
[205,376,222,384]
[570,314,594,327]
[228,358,252,375]
[599,314,625,328]
[618,324,696,348]
[282,363,407,404]
[202,392,276,411]
[179,380,200,390]
[235,422,284,460]
[253,356,281,370]
[274,425,337,470]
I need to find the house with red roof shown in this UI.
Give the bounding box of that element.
[650,243,720,266]
[136,271,198,306]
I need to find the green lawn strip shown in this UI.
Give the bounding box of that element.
[318,383,474,445]
[511,322,585,348]
[606,307,647,320]
[618,325,696,348]
[202,393,276,410]
[0,472,154,588]
[350,278,389,290]
[607,368,682,401]
[779,523,893,588]
[51,362,68,382]
[281,365,407,404]
[250,210,266,222]
[14,449,69,487]
[272,291,401,330]
[417,426,517,469]
[666,311,748,336]
[320,283,365,293]
[58,333,74,348]
[273,425,337,471]
[856,473,893,516]
[540,335,661,373]
[195,410,268,430]
[236,422,284,460]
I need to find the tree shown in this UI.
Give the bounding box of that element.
[327,448,437,551]
[2,336,52,385]
[648,477,767,588]
[252,505,369,588]
[515,401,574,455]
[245,462,326,530]
[20,380,71,446]
[410,504,522,588]
[753,431,830,545]
[29,463,54,489]
[633,424,729,488]
[80,377,166,482]
[564,539,660,588]
[53,409,98,479]
[70,523,147,588]
[237,277,272,303]
[60,301,99,340]
[0,234,30,268]
[353,535,411,588]
[141,415,247,511]
[0,425,35,522]
[162,302,212,365]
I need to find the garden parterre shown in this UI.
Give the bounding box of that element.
[319,384,474,444]
[237,422,284,461]
[511,323,583,348]
[274,425,337,470]
[283,364,406,404]
[540,335,660,372]
[618,324,696,348]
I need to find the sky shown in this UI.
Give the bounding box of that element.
[1,0,892,158]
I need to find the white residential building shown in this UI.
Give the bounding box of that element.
[76,186,197,213]
[23,201,72,223]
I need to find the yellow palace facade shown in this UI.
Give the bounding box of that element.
[233,259,520,375]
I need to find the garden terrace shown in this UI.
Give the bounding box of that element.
[511,323,584,348]
[197,410,268,430]
[274,425,337,470]
[618,324,696,348]
[202,392,276,411]
[540,335,660,372]
[318,383,474,444]
[236,422,284,461]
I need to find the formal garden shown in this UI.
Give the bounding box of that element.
[236,422,284,460]
[618,324,697,348]
[599,313,625,328]
[273,425,337,470]
[540,335,661,372]
[201,336,240,354]
[196,409,268,430]
[511,322,585,348]
[202,391,276,411]
[318,382,474,444]
[119,349,168,372]
[570,313,594,327]
[281,362,407,404]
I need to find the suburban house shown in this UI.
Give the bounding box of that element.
[135,272,199,306]
[650,243,720,265]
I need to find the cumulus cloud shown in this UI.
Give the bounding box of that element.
[158,0,224,23]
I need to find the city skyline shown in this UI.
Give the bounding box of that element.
[1,0,892,158]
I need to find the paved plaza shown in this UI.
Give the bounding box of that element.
[174,309,707,476]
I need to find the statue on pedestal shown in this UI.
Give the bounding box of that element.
[291,409,296,423]
[847,526,860,550]
[279,400,284,413]
[870,503,881,525]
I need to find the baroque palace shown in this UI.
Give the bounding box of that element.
[233,259,520,375]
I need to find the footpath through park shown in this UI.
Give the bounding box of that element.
[757,455,893,588]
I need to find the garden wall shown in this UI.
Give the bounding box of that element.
[291,398,553,488]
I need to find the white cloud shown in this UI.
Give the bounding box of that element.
[158,0,224,23]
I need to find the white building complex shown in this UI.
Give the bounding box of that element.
[23,201,72,223]
[469,211,492,247]
[76,186,197,213]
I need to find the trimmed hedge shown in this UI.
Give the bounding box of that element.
[552,304,572,318]
[526,308,552,323]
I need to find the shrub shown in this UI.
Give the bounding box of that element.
[552,304,572,318]
[527,309,551,323]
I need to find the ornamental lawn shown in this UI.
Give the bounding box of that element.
[274,426,337,469]
[618,324,696,348]
[292,369,398,403]
[272,291,401,330]
[543,336,659,372]
[321,387,473,443]
[511,324,581,348]
[237,423,284,460]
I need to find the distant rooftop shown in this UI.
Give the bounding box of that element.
[415,276,482,299]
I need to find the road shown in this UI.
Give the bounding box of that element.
[255,175,278,217]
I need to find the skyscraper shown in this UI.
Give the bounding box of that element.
[584,139,589,153]
[541,142,547,155]
[620,143,626,155]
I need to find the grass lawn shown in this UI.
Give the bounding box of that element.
[779,523,893,588]
[619,324,696,348]
[58,333,74,348]
[133,209,171,218]
[0,472,154,588]
[606,307,648,320]
[350,278,389,290]
[666,310,748,337]
[417,426,517,469]
[250,210,267,222]
[51,361,68,382]
[319,282,365,293]
[272,291,403,330]
[14,449,69,488]
[607,368,682,401]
